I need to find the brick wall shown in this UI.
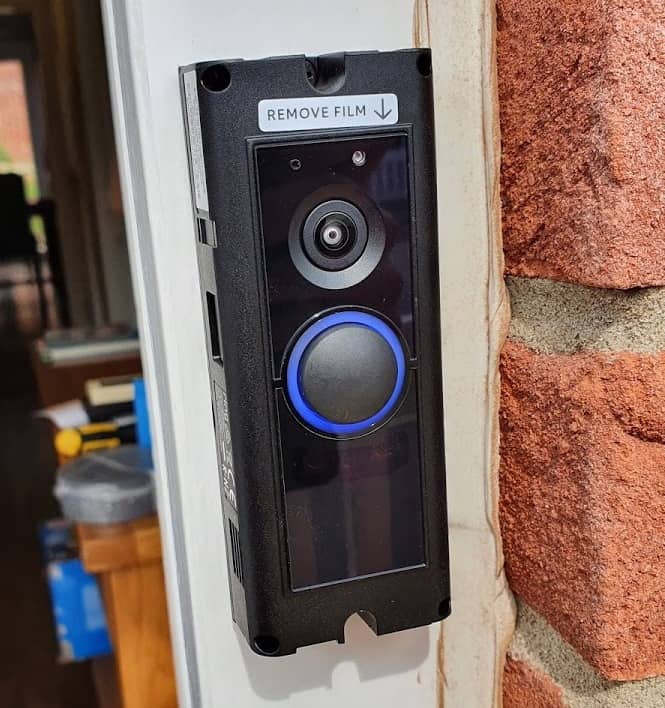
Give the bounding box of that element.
[497,1,665,705]
[0,60,34,165]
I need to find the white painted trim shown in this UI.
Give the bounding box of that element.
[423,1,515,706]
[99,3,198,706]
[100,1,457,706]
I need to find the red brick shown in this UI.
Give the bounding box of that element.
[499,341,665,680]
[503,655,566,708]
[497,0,665,289]
[0,61,34,164]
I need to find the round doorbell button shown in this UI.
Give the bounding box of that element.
[300,325,397,423]
[286,311,407,437]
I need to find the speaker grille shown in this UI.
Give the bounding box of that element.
[228,520,243,584]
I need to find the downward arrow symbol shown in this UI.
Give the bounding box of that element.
[374,98,392,121]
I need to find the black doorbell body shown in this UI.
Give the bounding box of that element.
[180,49,450,657]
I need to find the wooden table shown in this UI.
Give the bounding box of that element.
[77,516,178,708]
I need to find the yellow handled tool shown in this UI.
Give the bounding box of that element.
[55,422,134,459]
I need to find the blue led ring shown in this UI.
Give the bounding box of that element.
[286,311,407,436]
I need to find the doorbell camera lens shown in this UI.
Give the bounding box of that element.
[288,189,387,290]
[301,200,368,272]
[320,222,345,249]
[315,212,356,256]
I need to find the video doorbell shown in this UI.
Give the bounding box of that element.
[180,49,450,656]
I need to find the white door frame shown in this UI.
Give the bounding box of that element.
[420,2,514,705]
[100,1,510,705]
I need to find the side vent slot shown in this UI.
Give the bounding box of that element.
[197,216,217,247]
[205,291,222,363]
[228,520,243,584]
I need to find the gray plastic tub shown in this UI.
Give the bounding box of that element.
[54,445,155,525]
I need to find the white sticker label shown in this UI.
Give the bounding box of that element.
[214,382,237,511]
[183,70,209,212]
[258,93,398,132]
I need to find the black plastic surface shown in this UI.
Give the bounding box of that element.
[279,380,425,590]
[261,134,407,358]
[180,48,450,657]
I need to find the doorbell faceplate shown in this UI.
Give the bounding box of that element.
[180,49,450,657]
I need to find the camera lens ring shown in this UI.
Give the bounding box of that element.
[302,200,368,272]
[288,185,387,291]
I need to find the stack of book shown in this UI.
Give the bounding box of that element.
[84,374,136,422]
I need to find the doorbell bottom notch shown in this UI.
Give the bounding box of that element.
[180,48,450,657]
